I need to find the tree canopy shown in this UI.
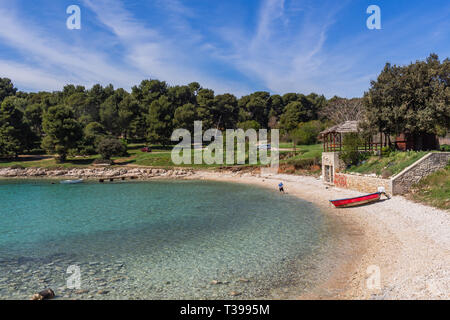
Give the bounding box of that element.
[363,54,449,139]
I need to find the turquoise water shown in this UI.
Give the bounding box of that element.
[0,179,340,299]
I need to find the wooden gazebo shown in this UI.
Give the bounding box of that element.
[319,121,382,152]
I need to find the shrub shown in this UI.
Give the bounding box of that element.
[440,144,450,152]
[96,137,127,160]
[290,120,325,146]
[340,133,368,166]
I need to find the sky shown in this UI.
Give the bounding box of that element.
[0,0,448,98]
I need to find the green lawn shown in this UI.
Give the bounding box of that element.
[346,151,428,177]
[408,163,450,210]
[0,143,286,169]
[280,143,322,160]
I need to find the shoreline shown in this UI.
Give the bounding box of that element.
[1,167,449,299]
[186,170,450,300]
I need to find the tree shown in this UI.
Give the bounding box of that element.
[81,122,105,155]
[131,79,168,107]
[237,120,260,131]
[174,103,197,132]
[24,103,44,137]
[320,97,364,124]
[99,89,127,136]
[0,97,32,157]
[290,121,324,149]
[118,95,141,139]
[363,54,449,149]
[213,93,238,129]
[147,96,175,145]
[96,137,127,160]
[279,101,304,134]
[196,88,215,128]
[42,105,83,162]
[0,78,17,104]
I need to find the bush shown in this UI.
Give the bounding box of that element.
[290,121,324,146]
[340,133,369,166]
[96,137,127,160]
[440,144,450,152]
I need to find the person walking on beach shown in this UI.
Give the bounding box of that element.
[278,182,285,193]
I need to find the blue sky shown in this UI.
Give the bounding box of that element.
[0,0,448,98]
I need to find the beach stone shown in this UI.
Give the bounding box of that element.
[230,291,241,297]
[75,289,89,294]
[97,290,109,295]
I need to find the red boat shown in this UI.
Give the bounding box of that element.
[330,192,385,208]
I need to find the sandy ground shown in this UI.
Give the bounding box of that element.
[188,170,450,300]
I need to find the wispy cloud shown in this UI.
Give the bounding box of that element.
[0,4,141,90]
[0,0,448,97]
[82,0,250,95]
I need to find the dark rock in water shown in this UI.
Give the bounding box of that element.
[31,288,55,300]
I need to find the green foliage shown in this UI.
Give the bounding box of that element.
[347,150,428,176]
[174,103,197,132]
[42,105,83,162]
[0,78,17,103]
[340,133,367,166]
[0,77,328,163]
[440,144,450,152]
[80,122,105,155]
[290,120,325,146]
[237,120,261,131]
[363,54,449,146]
[147,96,175,145]
[409,163,450,209]
[96,137,127,160]
[0,97,33,157]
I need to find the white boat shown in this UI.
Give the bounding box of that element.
[60,179,84,184]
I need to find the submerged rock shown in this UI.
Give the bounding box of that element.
[31,288,55,300]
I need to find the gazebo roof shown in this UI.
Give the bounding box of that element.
[319,121,360,137]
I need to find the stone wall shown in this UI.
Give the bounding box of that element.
[322,152,345,184]
[323,151,449,195]
[333,173,392,194]
[0,167,194,179]
[391,152,450,194]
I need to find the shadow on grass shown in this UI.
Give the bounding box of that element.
[0,155,53,163]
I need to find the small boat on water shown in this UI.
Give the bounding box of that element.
[330,188,389,208]
[60,179,84,184]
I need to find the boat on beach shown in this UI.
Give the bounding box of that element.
[330,191,388,208]
[60,179,84,184]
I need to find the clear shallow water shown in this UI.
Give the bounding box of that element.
[0,179,341,299]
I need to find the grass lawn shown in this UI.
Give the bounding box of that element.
[408,163,450,210]
[0,155,101,168]
[281,144,322,161]
[0,143,290,169]
[346,151,428,177]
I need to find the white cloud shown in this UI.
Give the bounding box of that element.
[82,0,250,95]
[0,4,143,91]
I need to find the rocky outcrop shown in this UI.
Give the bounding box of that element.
[0,167,194,180]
